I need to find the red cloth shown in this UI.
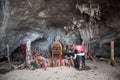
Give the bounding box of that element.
[44,61,47,71]
[20,44,24,50]
[87,51,91,55]
[38,59,41,64]
[67,57,71,61]
[20,44,25,53]
[72,45,85,52]
[59,56,63,66]
[37,54,41,64]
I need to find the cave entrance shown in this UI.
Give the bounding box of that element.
[9,27,84,66]
[10,44,26,65]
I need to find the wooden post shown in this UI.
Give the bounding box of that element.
[109,41,115,66]
[26,41,33,66]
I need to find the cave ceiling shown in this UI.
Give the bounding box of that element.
[0,0,120,57]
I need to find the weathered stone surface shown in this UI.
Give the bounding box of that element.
[0,0,120,58]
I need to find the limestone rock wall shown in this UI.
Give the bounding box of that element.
[0,0,120,58]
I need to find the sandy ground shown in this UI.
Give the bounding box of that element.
[0,60,120,80]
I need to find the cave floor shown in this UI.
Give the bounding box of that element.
[0,60,120,80]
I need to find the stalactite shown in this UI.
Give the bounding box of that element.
[1,0,5,14]
[0,0,11,61]
[73,3,101,53]
[26,0,32,8]
[0,0,10,38]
